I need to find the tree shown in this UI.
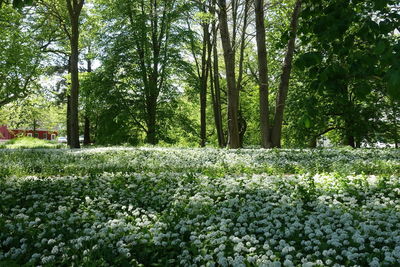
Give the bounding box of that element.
[255,0,271,148]
[93,0,191,145]
[36,0,84,148]
[209,0,225,147]
[0,94,64,133]
[186,3,213,147]
[293,0,400,147]
[66,0,84,148]
[80,9,101,145]
[270,0,302,148]
[217,0,240,148]
[254,0,302,148]
[0,5,41,107]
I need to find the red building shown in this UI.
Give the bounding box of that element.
[0,125,58,141]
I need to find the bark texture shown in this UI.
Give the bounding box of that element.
[270,0,302,148]
[83,58,91,145]
[210,17,225,147]
[200,23,210,147]
[66,0,84,149]
[218,0,240,148]
[254,0,271,148]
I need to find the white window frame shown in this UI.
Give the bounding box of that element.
[27,133,32,137]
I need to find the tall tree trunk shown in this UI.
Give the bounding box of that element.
[146,83,158,145]
[66,0,84,149]
[210,17,225,147]
[83,116,90,145]
[238,110,247,147]
[343,116,356,148]
[218,0,240,148]
[237,0,249,147]
[255,0,271,148]
[391,100,399,148]
[83,57,91,145]
[69,20,80,149]
[144,0,166,145]
[200,23,210,147]
[33,119,37,137]
[309,137,317,148]
[67,56,71,146]
[345,135,356,148]
[67,95,71,146]
[145,68,159,146]
[270,0,302,148]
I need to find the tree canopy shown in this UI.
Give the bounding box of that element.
[0,0,399,148]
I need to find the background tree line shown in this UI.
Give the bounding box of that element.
[1,0,399,148]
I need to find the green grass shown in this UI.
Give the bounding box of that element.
[0,137,65,149]
[0,147,399,266]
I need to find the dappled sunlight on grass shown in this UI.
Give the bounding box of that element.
[0,137,65,149]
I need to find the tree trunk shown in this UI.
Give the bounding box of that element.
[309,137,317,148]
[345,135,355,148]
[83,58,91,145]
[83,115,90,145]
[270,0,302,148]
[218,0,240,148]
[255,0,271,148]
[33,119,37,137]
[66,57,71,146]
[69,20,80,149]
[66,96,71,145]
[237,0,249,147]
[200,23,210,147]
[146,87,158,145]
[238,110,247,147]
[66,0,84,149]
[343,117,355,148]
[391,100,399,148]
[210,18,225,147]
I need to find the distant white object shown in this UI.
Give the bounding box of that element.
[364,142,396,148]
[317,136,333,147]
[58,136,85,143]
[58,137,67,143]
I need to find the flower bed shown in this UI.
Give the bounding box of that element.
[0,148,399,266]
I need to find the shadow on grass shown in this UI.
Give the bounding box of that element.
[1,171,399,266]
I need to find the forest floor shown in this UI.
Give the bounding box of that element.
[1,147,400,266]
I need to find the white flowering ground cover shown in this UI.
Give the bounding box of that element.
[0,148,400,266]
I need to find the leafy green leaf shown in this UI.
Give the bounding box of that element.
[386,68,400,99]
[12,0,24,8]
[300,114,312,129]
[374,40,387,55]
[295,52,323,70]
[353,82,370,99]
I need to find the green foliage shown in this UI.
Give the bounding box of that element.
[0,94,65,132]
[12,0,33,8]
[0,137,64,149]
[0,5,41,107]
[287,0,400,147]
[295,52,322,70]
[79,0,197,145]
[1,0,398,148]
[386,67,400,99]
